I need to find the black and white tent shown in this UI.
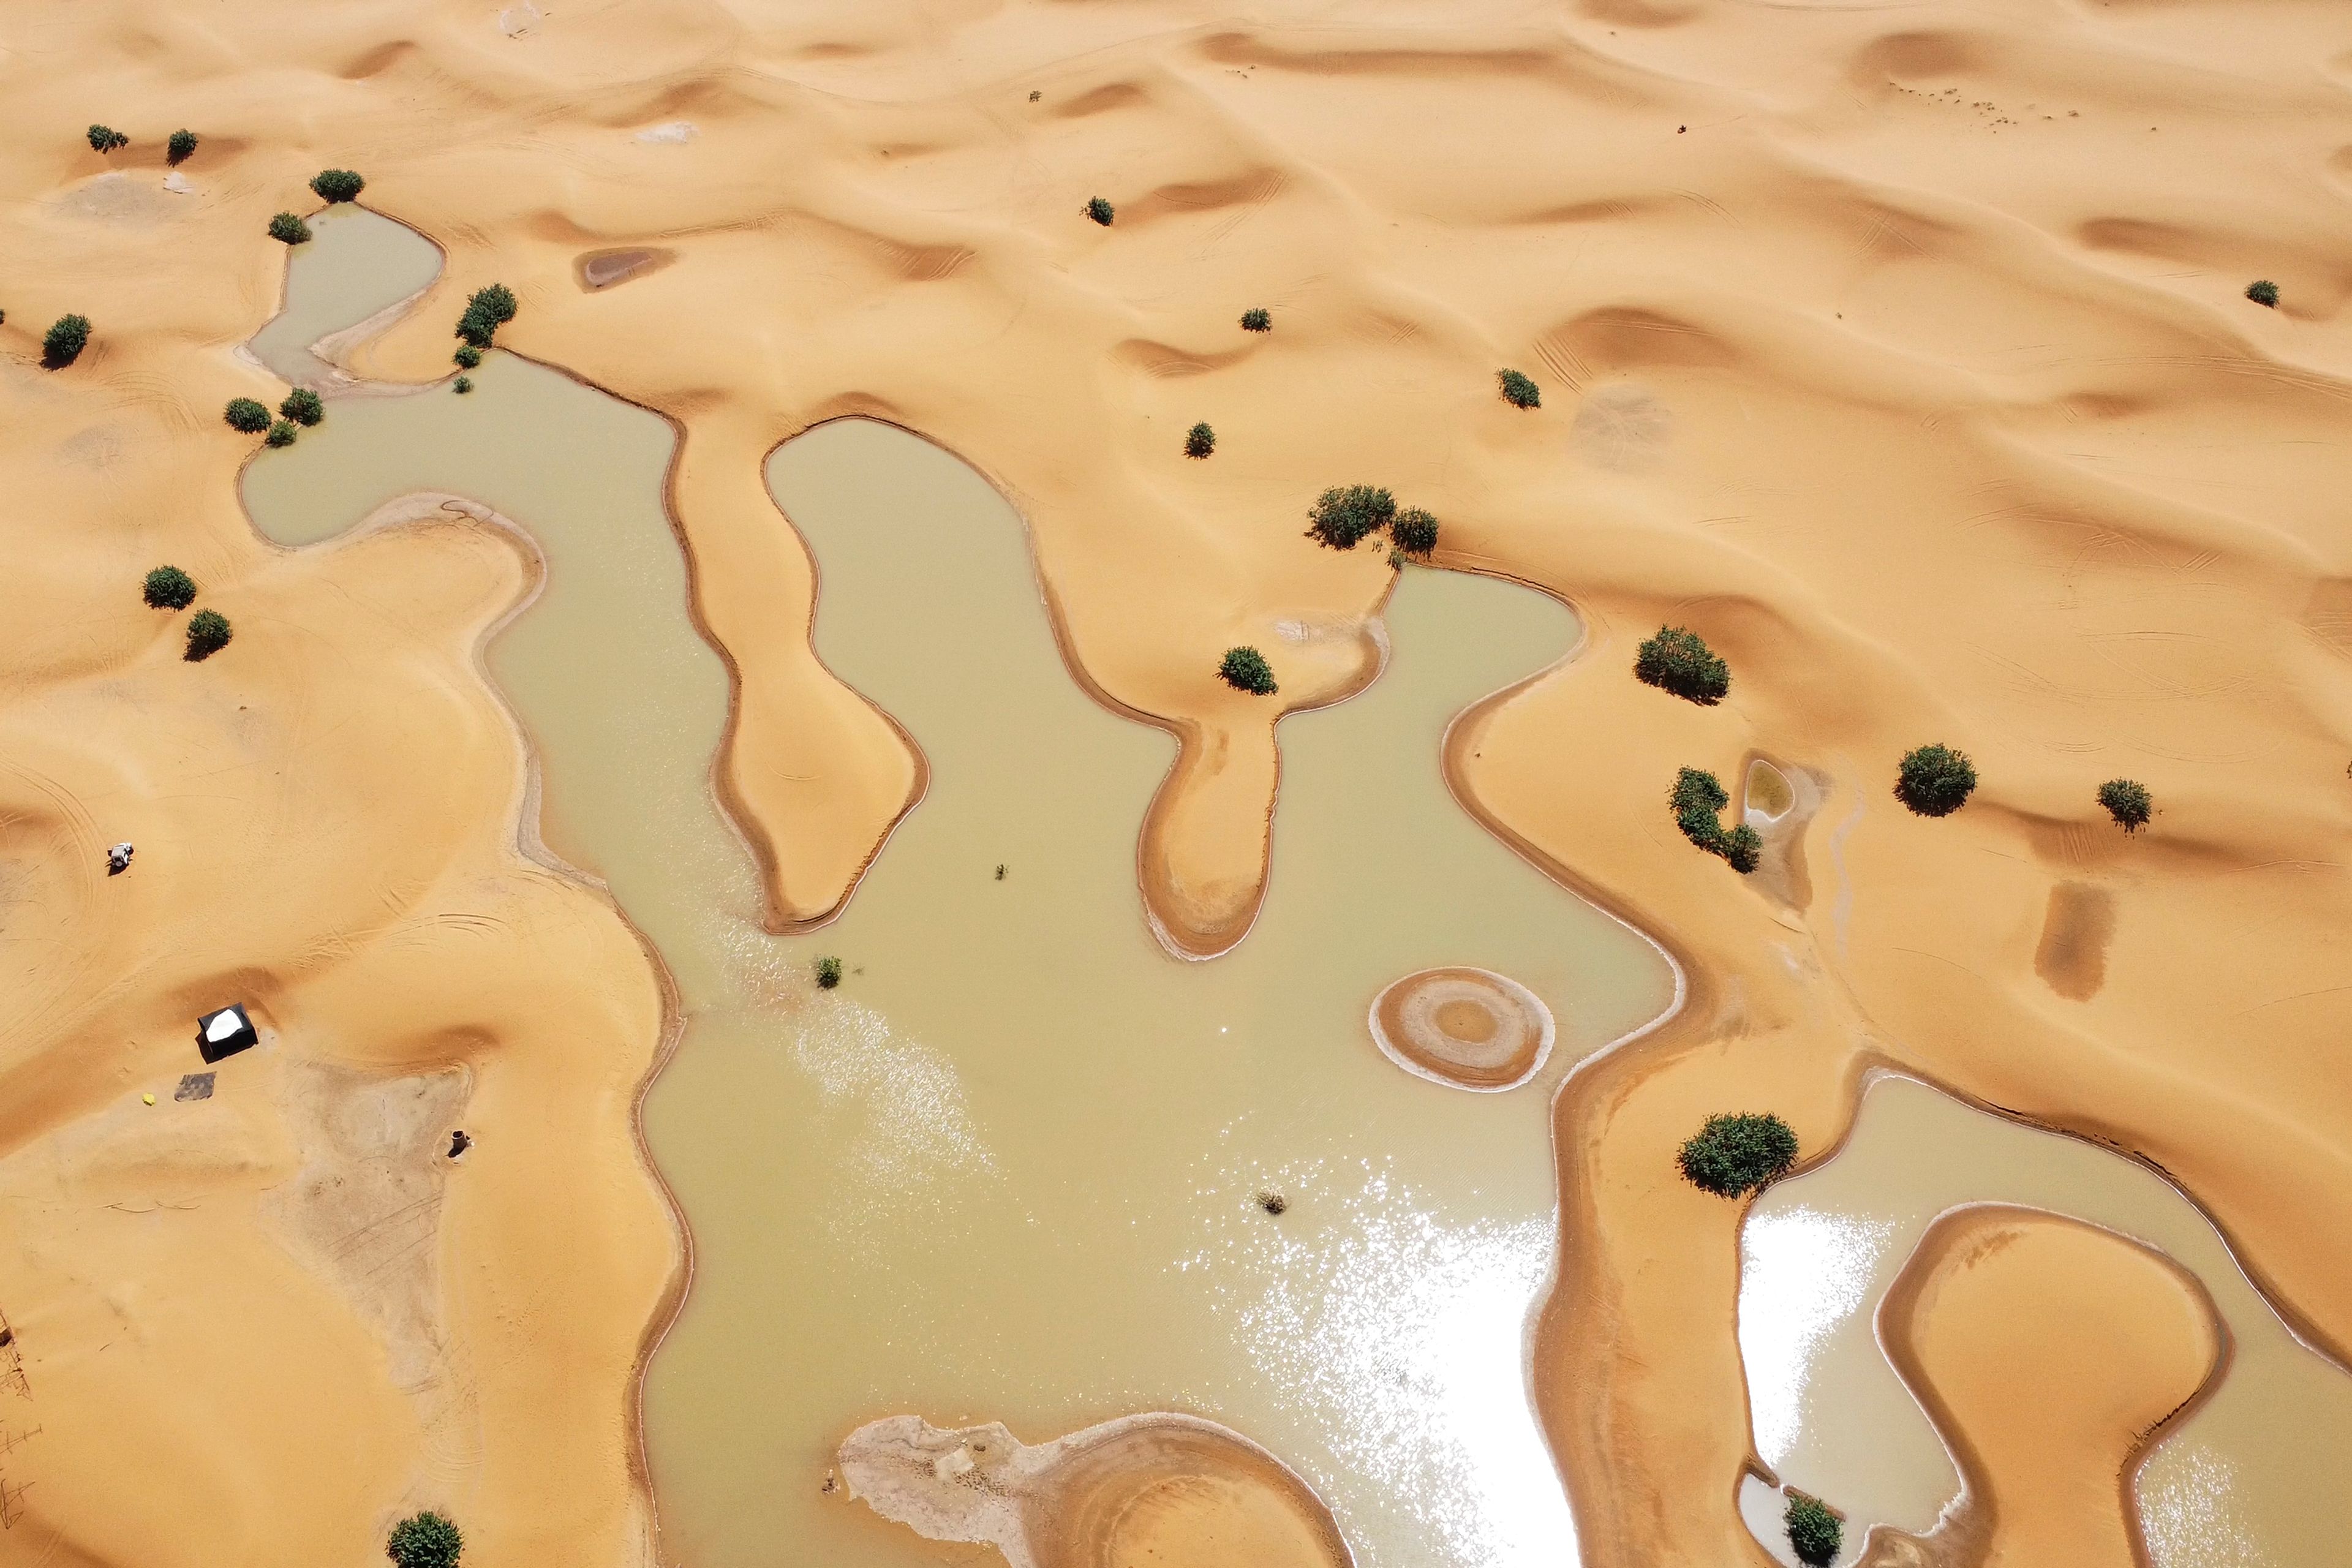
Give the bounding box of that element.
[195,1005,258,1064]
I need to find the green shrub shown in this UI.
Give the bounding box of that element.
[143,565,197,610]
[1634,625,1730,704]
[1668,767,1761,873]
[1391,508,1438,557]
[184,609,233,662]
[1219,646,1277,696]
[1785,1492,1842,1568]
[264,420,298,448]
[815,956,843,989]
[2097,777,2152,832]
[311,168,365,203]
[86,125,128,154]
[167,129,198,165]
[453,376,473,395]
[454,283,518,348]
[1894,743,1976,817]
[280,388,325,427]
[1184,421,1215,459]
[42,314,91,368]
[1678,1112,1798,1197]
[453,344,483,369]
[1498,369,1541,409]
[1085,195,1114,226]
[224,398,273,434]
[268,211,312,245]
[1240,307,1272,332]
[385,1510,464,1568]
[2247,279,2279,309]
[1305,485,1397,551]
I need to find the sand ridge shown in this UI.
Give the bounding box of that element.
[6,0,2352,1564]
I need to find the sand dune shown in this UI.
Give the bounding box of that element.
[5,0,2351,1564]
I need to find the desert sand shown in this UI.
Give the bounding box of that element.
[5,0,2352,1564]
[1368,966,1556,1090]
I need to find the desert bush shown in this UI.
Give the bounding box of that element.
[1498,369,1540,409]
[2097,777,2152,832]
[224,398,272,434]
[1219,646,1277,696]
[454,283,518,348]
[311,168,365,203]
[2247,279,2280,309]
[1184,421,1215,459]
[143,565,197,610]
[1391,508,1438,557]
[167,129,198,164]
[1785,1493,1842,1568]
[184,609,233,662]
[1894,743,1977,817]
[453,344,483,369]
[1305,484,1397,551]
[1634,625,1730,704]
[1678,1112,1798,1197]
[86,125,128,154]
[453,376,474,395]
[385,1510,464,1568]
[280,388,324,427]
[1668,766,1760,872]
[1085,195,1114,226]
[1240,307,1272,332]
[264,420,298,448]
[268,211,312,244]
[815,956,843,989]
[43,314,91,368]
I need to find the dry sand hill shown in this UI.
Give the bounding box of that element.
[2,0,2350,1564]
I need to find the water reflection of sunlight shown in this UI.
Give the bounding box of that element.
[2142,1445,2264,1568]
[1737,1207,1895,1466]
[1188,1162,1575,1568]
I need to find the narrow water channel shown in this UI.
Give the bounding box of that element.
[1738,1074,2352,1567]
[241,211,1678,1568]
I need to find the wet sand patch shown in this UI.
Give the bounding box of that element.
[575,246,677,292]
[1368,966,1554,1090]
[2034,882,2116,1001]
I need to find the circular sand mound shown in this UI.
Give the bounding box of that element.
[1367,967,1555,1091]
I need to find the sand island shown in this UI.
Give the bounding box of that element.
[3,3,2350,1568]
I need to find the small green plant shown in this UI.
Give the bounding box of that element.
[311,168,366,203]
[1894,743,1977,818]
[453,344,483,369]
[2097,777,2152,832]
[86,125,128,154]
[264,420,298,448]
[1678,1112,1798,1197]
[1305,484,1397,551]
[1240,307,1272,332]
[143,565,197,610]
[1391,508,1438,557]
[1498,369,1541,409]
[2247,279,2280,309]
[167,129,198,164]
[453,376,474,394]
[1669,767,1762,873]
[1219,646,1277,696]
[279,388,325,427]
[224,398,272,434]
[1785,1492,1843,1568]
[268,211,312,244]
[1085,195,1115,226]
[184,609,233,662]
[1635,625,1730,704]
[385,1510,464,1568]
[42,314,91,368]
[815,955,843,989]
[1184,421,1216,459]
[455,283,518,348]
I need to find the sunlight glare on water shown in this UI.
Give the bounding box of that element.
[1737,1207,1896,1466]
[2142,1444,2265,1568]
